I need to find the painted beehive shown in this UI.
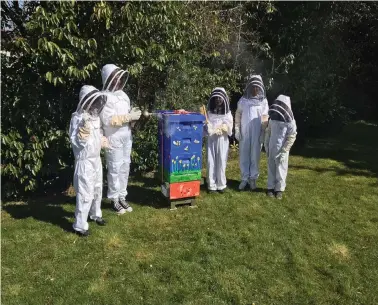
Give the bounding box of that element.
[157,111,206,184]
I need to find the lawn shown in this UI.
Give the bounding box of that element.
[2,121,378,305]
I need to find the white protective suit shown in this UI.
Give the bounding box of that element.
[235,75,269,189]
[206,87,233,191]
[100,64,141,213]
[69,85,106,232]
[264,95,297,192]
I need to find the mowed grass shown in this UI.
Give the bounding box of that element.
[2,121,378,305]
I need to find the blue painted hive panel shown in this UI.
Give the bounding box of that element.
[157,111,205,183]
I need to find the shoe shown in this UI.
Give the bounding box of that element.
[266,189,275,197]
[119,197,133,212]
[73,229,90,237]
[94,218,106,226]
[113,199,126,215]
[218,188,227,194]
[249,179,257,191]
[239,180,248,190]
[275,191,283,200]
[207,189,217,194]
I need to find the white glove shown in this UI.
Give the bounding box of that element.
[207,123,215,136]
[235,128,241,141]
[101,136,109,148]
[78,120,91,140]
[215,128,223,136]
[276,151,288,164]
[129,107,142,121]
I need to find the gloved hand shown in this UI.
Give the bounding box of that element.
[206,123,215,136]
[78,120,91,140]
[101,136,109,149]
[235,128,241,141]
[276,151,288,164]
[110,110,141,127]
[215,128,223,136]
[221,124,228,133]
[129,107,142,121]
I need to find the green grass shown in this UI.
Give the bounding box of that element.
[2,121,378,305]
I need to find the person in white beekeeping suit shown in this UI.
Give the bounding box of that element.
[69,85,109,237]
[100,64,142,214]
[205,87,233,193]
[234,75,269,191]
[264,94,297,200]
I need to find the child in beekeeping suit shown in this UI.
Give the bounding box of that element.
[69,85,109,237]
[234,75,269,191]
[264,94,297,199]
[205,87,233,193]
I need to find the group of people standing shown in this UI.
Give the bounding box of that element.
[69,64,142,236]
[69,65,297,237]
[205,75,297,199]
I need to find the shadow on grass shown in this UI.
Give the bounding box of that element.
[106,175,170,209]
[290,165,377,177]
[292,121,378,177]
[2,195,75,232]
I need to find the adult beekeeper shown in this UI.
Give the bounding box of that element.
[206,87,233,193]
[234,75,269,191]
[69,85,109,237]
[264,94,297,199]
[100,64,141,214]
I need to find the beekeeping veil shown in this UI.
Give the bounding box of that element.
[77,85,107,117]
[207,87,230,115]
[101,64,130,92]
[243,75,265,100]
[268,94,294,123]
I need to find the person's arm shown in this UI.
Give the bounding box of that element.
[264,120,271,156]
[69,114,90,151]
[221,112,234,137]
[281,121,297,153]
[234,100,242,140]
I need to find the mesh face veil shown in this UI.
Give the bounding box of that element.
[207,88,230,115]
[243,75,266,100]
[268,95,294,123]
[77,86,107,117]
[102,64,130,92]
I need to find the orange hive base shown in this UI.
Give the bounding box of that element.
[169,181,200,200]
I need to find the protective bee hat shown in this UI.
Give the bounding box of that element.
[207,87,230,115]
[101,64,130,92]
[76,85,107,117]
[268,94,294,123]
[242,74,265,100]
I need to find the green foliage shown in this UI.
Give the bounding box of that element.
[1,1,377,198]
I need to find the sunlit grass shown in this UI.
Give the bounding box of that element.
[2,121,378,305]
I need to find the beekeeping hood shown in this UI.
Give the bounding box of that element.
[76,85,107,116]
[101,64,130,92]
[268,94,294,123]
[207,87,230,115]
[242,74,265,100]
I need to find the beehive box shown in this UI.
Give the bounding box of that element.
[157,111,206,185]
